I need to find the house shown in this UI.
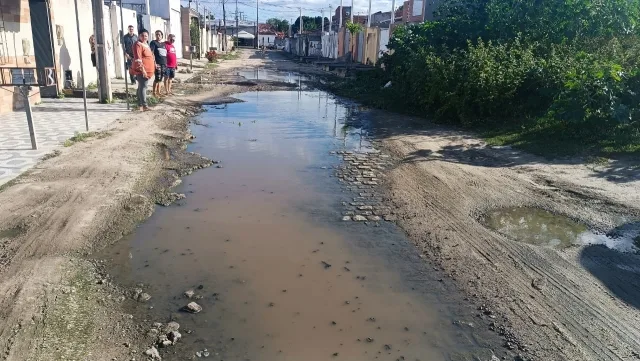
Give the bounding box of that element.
[0,0,99,113]
[121,0,183,58]
[257,23,276,46]
[371,11,391,27]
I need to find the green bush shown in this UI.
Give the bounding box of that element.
[373,0,640,154]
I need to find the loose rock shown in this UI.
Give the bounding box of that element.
[183,302,202,313]
[144,347,161,359]
[184,289,195,298]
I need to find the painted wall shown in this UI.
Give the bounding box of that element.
[169,4,183,58]
[109,4,137,79]
[258,34,276,46]
[378,28,389,53]
[50,0,98,88]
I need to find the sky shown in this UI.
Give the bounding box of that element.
[180,0,395,25]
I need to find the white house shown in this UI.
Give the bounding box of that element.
[119,0,183,58]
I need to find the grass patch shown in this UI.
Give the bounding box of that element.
[127,94,161,107]
[41,149,62,160]
[206,62,218,69]
[63,131,110,147]
[86,82,97,90]
[220,52,240,61]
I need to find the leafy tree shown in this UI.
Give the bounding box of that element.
[190,19,200,53]
[267,18,290,33]
[345,21,363,62]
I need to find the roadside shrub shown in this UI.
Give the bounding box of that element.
[375,0,640,152]
[205,50,218,62]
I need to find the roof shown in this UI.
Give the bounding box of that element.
[237,30,255,39]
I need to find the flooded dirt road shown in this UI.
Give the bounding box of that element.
[104,88,505,360]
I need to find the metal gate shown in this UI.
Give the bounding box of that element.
[29,0,57,97]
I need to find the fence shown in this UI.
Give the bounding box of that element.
[288,27,392,65]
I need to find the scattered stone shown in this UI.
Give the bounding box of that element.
[183,302,202,313]
[144,347,161,359]
[197,285,204,290]
[333,352,339,357]
[367,216,381,221]
[137,293,151,303]
[168,331,182,344]
[321,261,332,269]
[342,216,352,221]
[384,344,392,351]
[366,337,374,343]
[268,302,275,307]
[353,215,367,221]
[184,289,195,298]
[164,321,180,333]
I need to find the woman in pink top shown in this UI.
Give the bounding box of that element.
[164,34,178,95]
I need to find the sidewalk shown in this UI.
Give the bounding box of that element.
[0,98,129,186]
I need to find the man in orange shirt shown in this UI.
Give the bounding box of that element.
[130,29,155,111]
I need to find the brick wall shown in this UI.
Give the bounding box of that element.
[0,0,41,114]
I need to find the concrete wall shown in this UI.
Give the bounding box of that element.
[0,0,40,114]
[49,0,98,88]
[258,34,276,46]
[363,27,379,65]
[379,28,390,53]
[169,2,183,58]
[109,4,137,79]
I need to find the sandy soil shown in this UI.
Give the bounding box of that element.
[0,51,270,360]
[369,117,640,360]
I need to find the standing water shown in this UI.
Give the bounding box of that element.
[104,87,502,360]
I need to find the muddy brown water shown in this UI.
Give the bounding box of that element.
[103,86,506,360]
[484,207,639,253]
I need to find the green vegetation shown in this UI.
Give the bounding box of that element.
[337,0,640,157]
[127,95,161,107]
[220,52,240,61]
[63,131,110,147]
[86,82,97,90]
[190,19,200,52]
[266,18,290,33]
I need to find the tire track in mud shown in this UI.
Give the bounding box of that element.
[374,130,640,361]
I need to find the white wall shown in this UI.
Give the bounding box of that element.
[102,5,117,79]
[169,5,183,58]
[258,35,276,46]
[51,0,97,87]
[109,4,137,78]
[379,28,390,53]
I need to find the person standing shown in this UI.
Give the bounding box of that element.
[164,34,178,96]
[89,34,96,67]
[122,25,138,85]
[130,29,155,111]
[149,30,167,98]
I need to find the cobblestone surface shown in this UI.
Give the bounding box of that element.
[334,150,395,225]
[0,98,128,186]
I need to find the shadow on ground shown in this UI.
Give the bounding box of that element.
[579,235,640,310]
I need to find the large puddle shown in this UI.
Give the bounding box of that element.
[484,207,639,253]
[103,87,503,360]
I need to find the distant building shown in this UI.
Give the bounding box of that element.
[371,11,392,27]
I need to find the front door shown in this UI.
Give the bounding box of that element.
[29,0,57,97]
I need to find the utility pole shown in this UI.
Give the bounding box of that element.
[205,7,209,52]
[235,0,238,48]
[367,0,371,27]
[196,0,201,58]
[255,0,259,49]
[350,0,353,22]
[91,0,112,104]
[339,0,343,28]
[391,0,395,24]
[73,0,89,127]
[299,7,303,34]
[222,0,227,51]
[321,9,324,33]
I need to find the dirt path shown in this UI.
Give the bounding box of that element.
[369,116,640,360]
[0,51,270,360]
